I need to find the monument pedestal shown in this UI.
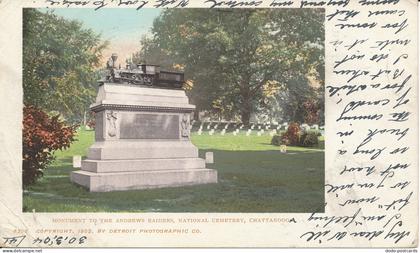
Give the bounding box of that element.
[71,83,217,192]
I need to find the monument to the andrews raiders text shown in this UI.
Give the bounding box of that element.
[71,54,218,192]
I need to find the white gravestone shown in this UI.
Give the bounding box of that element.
[220,129,226,135]
[73,155,82,168]
[280,145,287,153]
[205,152,214,164]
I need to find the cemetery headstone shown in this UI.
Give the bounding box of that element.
[73,155,82,168]
[205,152,214,164]
[280,145,287,153]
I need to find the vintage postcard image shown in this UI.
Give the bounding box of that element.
[0,0,418,248]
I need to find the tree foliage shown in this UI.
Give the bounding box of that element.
[136,9,324,124]
[23,9,107,123]
[23,105,77,187]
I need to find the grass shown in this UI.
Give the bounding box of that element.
[23,129,324,213]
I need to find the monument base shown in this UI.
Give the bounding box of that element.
[71,165,217,192]
[70,84,218,192]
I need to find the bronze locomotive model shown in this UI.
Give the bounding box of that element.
[101,53,184,89]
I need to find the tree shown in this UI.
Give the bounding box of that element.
[272,75,324,124]
[23,9,108,123]
[136,9,324,124]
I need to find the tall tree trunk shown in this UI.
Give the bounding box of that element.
[240,79,252,125]
[240,94,252,125]
[241,109,251,125]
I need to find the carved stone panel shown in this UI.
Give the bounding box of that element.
[106,111,118,138]
[180,113,190,138]
[120,113,179,139]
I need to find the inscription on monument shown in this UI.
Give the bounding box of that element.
[120,114,179,139]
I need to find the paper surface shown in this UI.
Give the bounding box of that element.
[0,0,418,248]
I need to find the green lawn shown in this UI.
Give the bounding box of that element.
[23,129,324,213]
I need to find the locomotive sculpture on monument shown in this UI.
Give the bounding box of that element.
[70,54,218,192]
[104,53,184,88]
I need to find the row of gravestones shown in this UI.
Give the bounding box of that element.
[191,120,325,136]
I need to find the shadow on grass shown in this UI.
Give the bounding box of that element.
[24,148,324,213]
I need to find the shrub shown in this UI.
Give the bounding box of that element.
[23,105,77,187]
[282,122,301,146]
[271,125,320,148]
[271,135,282,146]
[307,129,321,137]
[300,131,319,147]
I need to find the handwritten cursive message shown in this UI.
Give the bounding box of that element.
[300,0,417,246]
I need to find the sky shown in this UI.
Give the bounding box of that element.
[41,8,162,65]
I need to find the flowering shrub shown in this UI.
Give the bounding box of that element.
[281,122,301,146]
[22,105,77,187]
[271,123,319,148]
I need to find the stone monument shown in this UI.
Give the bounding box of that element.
[70,54,218,192]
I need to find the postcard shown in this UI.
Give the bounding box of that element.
[0,0,418,248]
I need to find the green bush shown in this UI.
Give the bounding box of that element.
[300,131,319,147]
[307,129,321,137]
[271,130,320,147]
[271,135,282,146]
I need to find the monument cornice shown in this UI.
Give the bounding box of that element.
[90,103,195,113]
